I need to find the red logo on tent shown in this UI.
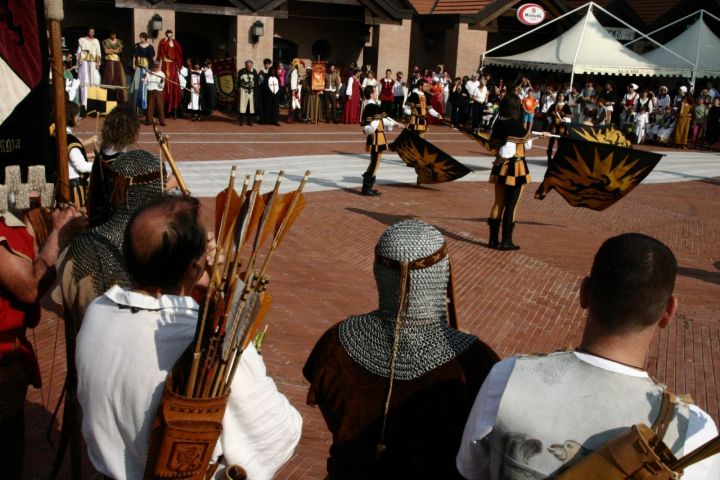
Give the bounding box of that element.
[517,4,546,26]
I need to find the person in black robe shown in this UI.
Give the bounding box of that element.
[260,66,281,126]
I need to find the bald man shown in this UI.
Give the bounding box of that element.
[75,196,302,480]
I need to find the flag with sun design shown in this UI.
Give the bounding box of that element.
[564,124,632,147]
[389,129,471,184]
[535,137,662,211]
[456,126,498,155]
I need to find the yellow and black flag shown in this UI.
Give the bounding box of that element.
[564,124,632,147]
[456,126,498,155]
[86,85,118,116]
[535,135,662,211]
[389,129,471,184]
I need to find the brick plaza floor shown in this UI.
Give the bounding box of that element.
[23,115,720,479]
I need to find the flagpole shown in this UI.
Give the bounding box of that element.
[690,10,703,92]
[569,3,592,90]
[46,0,70,205]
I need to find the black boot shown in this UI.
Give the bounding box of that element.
[361,173,381,196]
[247,113,253,126]
[499,222,520,251]
[487,218,501,249]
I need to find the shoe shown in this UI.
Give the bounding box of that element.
[487,218,501,249]
[499,222,520,251]
[361,189,381,196]
[361,173,380,196]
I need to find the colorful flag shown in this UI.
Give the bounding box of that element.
[214,57,237,109]
[0,0,50,182]
[564,124,632,147]
[535,136,662,211]
[86,85,118,116]
[456,126,498,155]
[389,129,471,184]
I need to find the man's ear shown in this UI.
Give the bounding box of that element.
[658,295,678,329]
[579,276,590,309]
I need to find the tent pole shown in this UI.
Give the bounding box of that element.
[569,3,592,89]
[624,10,701,47]
[594,3,694,69]
[690,10,703,91]
[482,2,591,58]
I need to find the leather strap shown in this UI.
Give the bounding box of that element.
[375,243,447,271]
[651,390,677,442]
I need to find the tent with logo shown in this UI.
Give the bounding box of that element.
[632,10,720,84]
[481,2,694,87]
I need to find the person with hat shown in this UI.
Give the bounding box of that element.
[0,184,86,480]
[656,86,671,110]
[304,219,498,479]
[672,94,693,148]
[457,233,719,480]
[599,82,617,125]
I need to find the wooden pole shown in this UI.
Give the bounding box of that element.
[48,19,70,205]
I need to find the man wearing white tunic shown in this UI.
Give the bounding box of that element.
[76,196,302,480]
[76,28,102,110]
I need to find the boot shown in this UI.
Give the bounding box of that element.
[499,222,520,251]
[487,218,501,249]
[361,173,381,196]
[246,113,253,126]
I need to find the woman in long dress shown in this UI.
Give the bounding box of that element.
[129,33,155,113]
[343,69,361,124]
[672,95,693,148]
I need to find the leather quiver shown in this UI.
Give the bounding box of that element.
[554,391,681,480]
[144,373,230,480]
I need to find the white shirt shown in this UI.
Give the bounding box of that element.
[76,286,302,480]
[179,66,188,88]
[362,100,396,135]
[465,80,480,102]
[403,89,441,118]
[456,352,720,480]
[67,127,93,179]
[203,68,214,84]
[345,76,356,97]
[144,70,165,91]
[393,81,405,97]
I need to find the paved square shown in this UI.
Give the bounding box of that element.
[25,118,720,479]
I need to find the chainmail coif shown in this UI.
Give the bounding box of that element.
[338,219,478,380]
[68,150,165,296]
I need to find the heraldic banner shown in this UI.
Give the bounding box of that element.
[535,128,662,211]
[214,57,237,110]
[389,129,471,184]
[0,0,51,182]
[87,85,118,116]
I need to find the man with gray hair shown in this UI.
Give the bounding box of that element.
[304,219,498,478]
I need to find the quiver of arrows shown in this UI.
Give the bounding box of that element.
[143,168,309,480]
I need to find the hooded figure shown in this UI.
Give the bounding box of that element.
[303,219,498,479]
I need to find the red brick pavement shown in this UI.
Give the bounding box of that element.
[24,115,720,479]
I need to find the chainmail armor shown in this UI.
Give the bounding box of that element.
[339,219,477,380]
[68,150,164,295]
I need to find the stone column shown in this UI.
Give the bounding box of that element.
[235,15,274,65]
[375,19,412,75]
[132,8,175,44]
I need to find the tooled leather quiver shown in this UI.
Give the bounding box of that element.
[143,372,230,480]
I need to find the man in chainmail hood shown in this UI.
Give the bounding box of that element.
[304,219,498,479]
[57,149,165,326]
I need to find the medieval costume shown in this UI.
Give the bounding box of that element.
[87,147,122,228]
[67,128,93,207]
[156,37,183,114]
[129,40,155,111]
[188,68,202,121]
[144,67,166,126]
[325,68,342,123]
[487,117,533,250]
[287,59,303,123]
[379,76,395,116]
[404,88,441,138]
[673,100,692,147]
[77,35,102,109]
[237,64,258,126]
[304,220,498,479]
[360,100,396,196]
[260,71,281,125]
[428,79,445,125]
[706,100,720,146]
[0,211,41,480]
[201,63,217,116]
[76,286,303,480]
[343,73,361,124]
[101,36,126,103]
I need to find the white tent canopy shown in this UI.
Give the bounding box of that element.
[642,17,720,78]
[484,8,692,77]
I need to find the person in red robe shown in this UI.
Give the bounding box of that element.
[428,77,445,125]
[343,69,361,124]
[156,30,183,115]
